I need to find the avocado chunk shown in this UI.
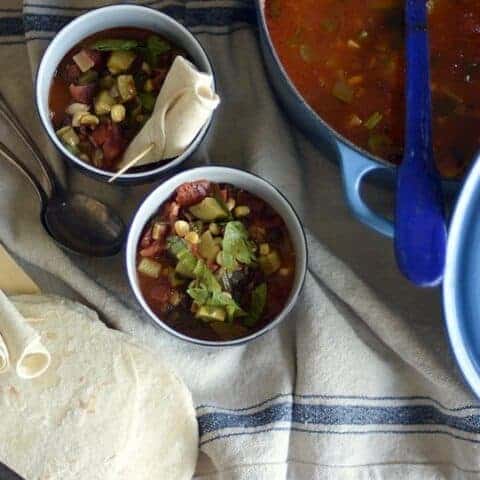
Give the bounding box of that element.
[175,255,198,278]
[258,250,281,275]
[189,197,229,221]
[199,231,221,262]
[196,305,227,322]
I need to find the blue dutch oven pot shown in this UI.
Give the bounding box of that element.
[255,0,455,238]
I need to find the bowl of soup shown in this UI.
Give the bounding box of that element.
[36,5,215,183]
[256,0,480,236]
[125,166,307,346]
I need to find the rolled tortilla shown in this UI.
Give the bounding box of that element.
[0,334,8,374]
[118,56,220,170]
[0,290,50,379]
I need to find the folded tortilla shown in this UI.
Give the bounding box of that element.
[0,290,50,379]
[118,55,220,170]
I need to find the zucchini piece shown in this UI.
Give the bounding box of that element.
[107,50,136,75]
[56,126,79,148]
[364,112,383,130]
[258,250,281,275]
[138,258,162,278]
[116,75,137,102]
[94,90,116,115]
[196,305,226,322]
[175,255,198,278]
[78,69,98,85]
[332,80,354,104]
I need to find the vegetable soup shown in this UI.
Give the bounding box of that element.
[136,180,296,341]
[266,0,480,178]
[49,28,186,171]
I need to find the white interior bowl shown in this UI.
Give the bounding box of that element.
[35,4,215,184]
[126,166,308,346]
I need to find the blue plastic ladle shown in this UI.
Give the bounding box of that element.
[394,0,447,287]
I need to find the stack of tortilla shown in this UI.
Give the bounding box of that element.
[0,295,198,480]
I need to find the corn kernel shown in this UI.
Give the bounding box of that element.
[169,290,182,306]
[141,61,152,75]
[209,223,220,235]
[174,220,190,237]
[226,198,236,211]
[234,205,250,218]
[144,79,154,92]
[78,113,99,127]
[279,267,291,277]
[259,243,270,256]
[185,231,200,244]
[111,104,126,123]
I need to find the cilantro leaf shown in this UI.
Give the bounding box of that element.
[186,285,210,305]
[245,283,267,327]
[91,39,139,51]
[222,221,256,272]
[210,291,246,320]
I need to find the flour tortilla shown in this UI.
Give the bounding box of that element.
[0,295,198,480]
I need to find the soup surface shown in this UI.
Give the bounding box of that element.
[137,180,296,341]
[266,0,480,178]
[49,28,186,171]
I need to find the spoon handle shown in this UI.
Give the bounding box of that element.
[394,0,446,287]
[0,91,55,196]
[0,142,48,207]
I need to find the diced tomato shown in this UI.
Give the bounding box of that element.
[139,240,165,257]
[62,63,81,83]
[219,189,228,202]
[175,180,210,207]
[90,123,110,147]
[163,201,180,223]
[92,123,126,164]
[69,83,96,104]
[140,226,153,248]
[84,49,105,71]
[150,280,172,303]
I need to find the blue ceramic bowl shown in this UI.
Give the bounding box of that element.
[443,152,480,398]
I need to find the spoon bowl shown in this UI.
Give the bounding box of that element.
[0,140,125,257]
[43,193,125,257]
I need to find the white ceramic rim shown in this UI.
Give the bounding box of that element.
[35,4,215,181]
[125,166,308,347]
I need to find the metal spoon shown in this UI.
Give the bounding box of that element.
[394,0,446,286]
[0,462,26,480]
[0,94,125,257]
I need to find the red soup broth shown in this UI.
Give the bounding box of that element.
[266,0,480,178]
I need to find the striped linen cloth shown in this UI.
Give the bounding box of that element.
[1,1,480,478]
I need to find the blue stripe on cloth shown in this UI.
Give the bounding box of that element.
[198,402,480,436]
[199,426,480,447]
[197,393,480,413]
[0,6,255,36]
[22,1,253,11]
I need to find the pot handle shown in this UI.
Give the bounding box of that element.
[338,142,395,238]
